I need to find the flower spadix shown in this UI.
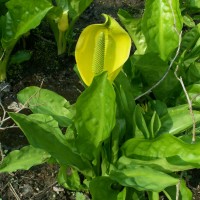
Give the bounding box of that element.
[75,14,131,86]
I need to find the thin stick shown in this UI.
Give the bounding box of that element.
[9,183,21,200]
[176,172,183,200]
[0,142,4,163]
[174,66,196,143]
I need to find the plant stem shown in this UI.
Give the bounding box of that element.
[57,30,66,55]
[0,46,15,81]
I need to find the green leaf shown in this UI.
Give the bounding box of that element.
[9,113,93,175]
[57,165,82,191]
[178,84,200,106]
[75,72,116,161]
[0,145,50,173]
[110,164,178,192]
[181,23,200,52]
[121,133,200,169]
[17,86,74,127]
[189,0,200,8]
[9,50,32,64]
[118,9,147,55]
[90,177,123,200]
[134,105,150,139]
[2,0,53,48]
[147,191,159,200]
[186,62,200,84]
[69,0,93,19]
[159,104,200,135]
[134,53,179,102]
[149,111,161,138]
[183,14,195,27]
[114,71,136,137]
[164,179,192,200]
[142,0,183,60]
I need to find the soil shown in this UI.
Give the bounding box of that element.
[0,0,200,199]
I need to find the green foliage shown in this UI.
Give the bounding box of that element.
[1,0,200,200]
[0,145,50,172]
[0,0,52,81]
[47,0,93,55]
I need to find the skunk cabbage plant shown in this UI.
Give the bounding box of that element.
[75,14,131,86]
[47,0,93,55]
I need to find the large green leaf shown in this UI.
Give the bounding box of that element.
[121,133,200,169]
[69,0,93,19]
[89,177,124,200]
[110,164,178,192]
[134,53,179,101]
[142,0,183,60]
[0,145,50,173]
[75,73,116,161]
[17,86,74,127]
[118,9,147,55]
[9,113,93,176]
[1,0,52,48]
[159,104,200,135]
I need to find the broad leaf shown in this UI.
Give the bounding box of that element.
[17,86,74,127]
[2,0,52,48]
[90,177,123,200]
[9,113,93,175]
[134,53,179,102]
[159,104,200,135]
[121,133,200,169]
[69,0,93,19]
[142,0,183,60]
[75,73,116,161]
[110,164,178,192]
[0,145,50,173]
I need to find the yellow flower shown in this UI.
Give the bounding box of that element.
[75,14,131,86]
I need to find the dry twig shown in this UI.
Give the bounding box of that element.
[9,183,21,200]
[174,66,196,143]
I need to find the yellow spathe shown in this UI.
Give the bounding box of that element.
[75,14,131,86]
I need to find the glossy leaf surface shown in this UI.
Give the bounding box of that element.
[110,164,178,192]
[90,177,123,200]
[142,0,182,60]
[17,86,74,127]
[0,145,50,173]
[75,73,116,161]
[121,133,200,169]
[159,104,200,135]
[1,0,52,48]
[9,113,93,175]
